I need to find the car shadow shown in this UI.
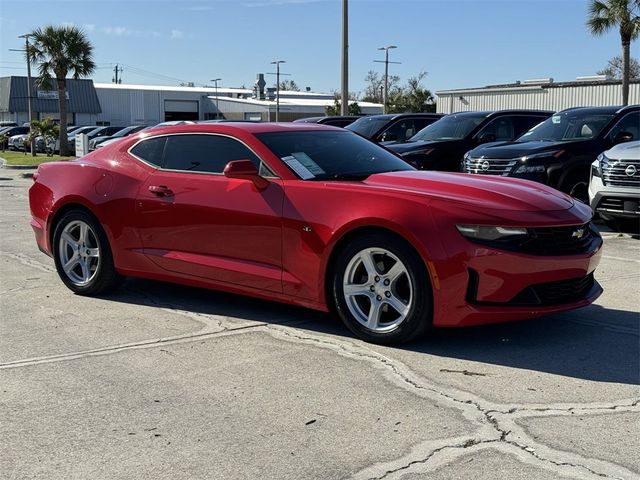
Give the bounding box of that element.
[102,278,639,386]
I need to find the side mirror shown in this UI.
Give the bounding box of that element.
[613,131,634,145]
[223,159,269,190]
[477,133,496,144]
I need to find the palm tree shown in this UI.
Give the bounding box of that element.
[27,25,95,156]
[587,0,640,105]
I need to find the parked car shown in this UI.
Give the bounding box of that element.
[89,125,146,151]
[0,121,18,128]
[463,105,640,202]
[2,126,30,149]
[8,133,30,151]
[67,126,99,150]
[589,140,639,231]
[293,116,363,128]
[30,123,602,344]
[346,113,443,143]
[387,110,552,171]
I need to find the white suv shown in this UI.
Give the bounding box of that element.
[589,141,640,231]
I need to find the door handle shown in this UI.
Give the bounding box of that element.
[148,185,174,197]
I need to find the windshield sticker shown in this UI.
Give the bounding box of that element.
[551,115,561,124]
[281,155,315,180]
[291,152,326,175]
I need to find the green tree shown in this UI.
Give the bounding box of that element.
[598,55,640,78]
[325,98,362,116]
[361,70,401,103]
[31,117,60,156]
[277,79,300,91]
[27,25,95,155]
[587,0,640,105]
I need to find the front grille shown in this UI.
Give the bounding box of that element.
[511,273,595,306]
[464,157,517,176]
[519,223,597,255]
[602,157,640,187]
[596,197,640,216]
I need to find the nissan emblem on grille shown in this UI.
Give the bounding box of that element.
[481,161,490,171]
[625,164,637,177]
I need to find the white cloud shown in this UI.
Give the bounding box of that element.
[102,26,132,36]
[170,29,184,39]
[84,24,96,33]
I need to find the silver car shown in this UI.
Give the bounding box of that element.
[589,140,640,231]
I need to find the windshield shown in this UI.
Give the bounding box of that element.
[256,130,414,180]
[345,116,393,138]
[410,113,487,142]
[517,111,616,142]
[111,126,138,138]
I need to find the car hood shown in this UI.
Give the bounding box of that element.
[386,139,459,154]
[469,139,587,159]
[363,170,574,212]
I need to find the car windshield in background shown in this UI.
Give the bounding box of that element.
[256,130,414,181]
[409,113,488,142]
[517,112,616,142]
[345,116,392,138]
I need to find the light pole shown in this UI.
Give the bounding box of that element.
[374,45,399,114]
[340,0,348,116]
[210,78,221,119]
[270,60,285,122]
[18,33,36,156]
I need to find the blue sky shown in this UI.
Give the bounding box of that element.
[1,0,638,97]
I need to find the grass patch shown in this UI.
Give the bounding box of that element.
[0,150,75,166]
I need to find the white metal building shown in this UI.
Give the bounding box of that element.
[435,77,640,114]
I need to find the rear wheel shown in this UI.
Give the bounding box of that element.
[52,210,122,295]
[332,233,432,344]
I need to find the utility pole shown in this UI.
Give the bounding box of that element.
[374,45,399,114]
[210,78,221,119]
[18,33,36,157]
[268,60,288,122]
[112,64,123,84]
[340,0,348,116]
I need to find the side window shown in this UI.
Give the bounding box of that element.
[608,112,640,141]
[413,118,434,133]
[477,117,515,141]
[380,120,417,142]
[514,116,547,138]
[163,134,263,174]
[129,136,167,167]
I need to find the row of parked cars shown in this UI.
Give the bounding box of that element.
[0,124,147,154]
[299,106,639,231]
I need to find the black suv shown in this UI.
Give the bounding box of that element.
[386,110,552,171]
[463,105,640,202]
[293,116,362,128]
[346,113,443,143]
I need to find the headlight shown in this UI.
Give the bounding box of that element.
[521,150,564,161]
[401,148,434,157]
[456,225,528,240]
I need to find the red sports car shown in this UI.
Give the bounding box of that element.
[29,123,603,344]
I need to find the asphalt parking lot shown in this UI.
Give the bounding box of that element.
[1,167,638,480]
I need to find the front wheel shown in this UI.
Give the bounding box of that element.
[52,210,122,295]
[332,233,432,344]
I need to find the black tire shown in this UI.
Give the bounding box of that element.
[332,232,433,345]
[562,173,589,204]
[52,209,123,295]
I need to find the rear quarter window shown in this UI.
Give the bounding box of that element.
[129,136,167,167]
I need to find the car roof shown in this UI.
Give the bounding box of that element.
[139,122,344,137]
[449,109,553,117]
[558,105,639,115]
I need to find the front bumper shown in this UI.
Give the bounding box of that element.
[589,175,640,218]
[430,220,603,327]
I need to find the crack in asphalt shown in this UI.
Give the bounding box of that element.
[1,245,638,479]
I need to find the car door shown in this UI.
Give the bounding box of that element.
[133,133,285,293]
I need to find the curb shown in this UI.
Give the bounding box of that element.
[0,156,39,170]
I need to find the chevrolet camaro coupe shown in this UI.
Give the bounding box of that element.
[29,123,603,344]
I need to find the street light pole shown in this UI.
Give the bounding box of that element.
[19,33,36,156]
[210,78,221,119]
[270,60,285,122]
[340,0,348,116]
[374,45,399,114]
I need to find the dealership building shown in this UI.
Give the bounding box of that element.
[435,77,640,114]
[0,74,382,126]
